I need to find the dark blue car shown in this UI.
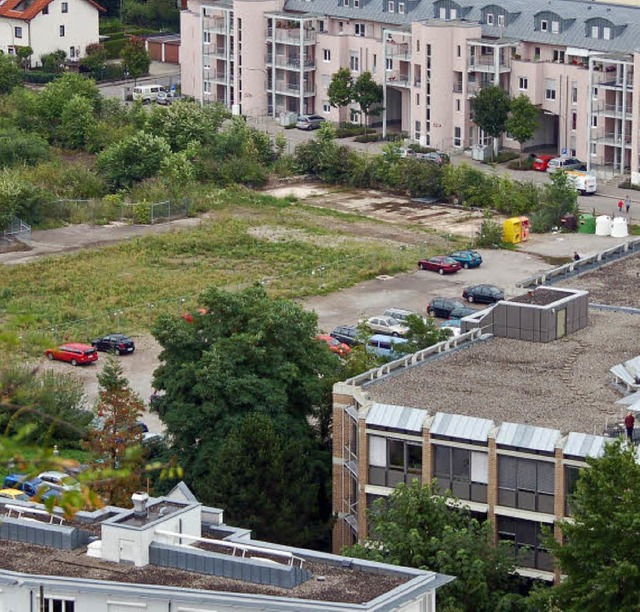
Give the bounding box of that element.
[3,474,61,501]
[448,250,483,269]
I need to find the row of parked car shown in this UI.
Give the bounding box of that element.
[44,334,136,366]
[0,470,81,504]
[417,250,483,275]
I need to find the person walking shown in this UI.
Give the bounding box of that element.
[573,251,581,262]
[625,411,635,442]
[618,200,624,215]
[625,195,631,216]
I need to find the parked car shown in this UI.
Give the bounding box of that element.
[532,155,555,172]
[565,170,597,195]
[91,333,135,355]
[546,157,586,173]
[427,298,465,319]
[0,488,29,502]
[296,114,326,130]
[440,319,461,337]
[449,306,478,320]
[132,84,166,104]
[37,471,81,493]
[366,316,409,337]
[315,334,351,358]
[366,334,409,359]
[417,256,462,275]
[3,475,60,500]
[415,151,450,165]
[44,343,98,366]
[447,250,483,269]
[383,308,419,324]
[463,284,505,304]
[156,90,182,105]
[330,325,362,347]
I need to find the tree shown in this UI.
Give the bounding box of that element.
[541,440,640,611]
[345,480,524,611]
[84,355,145,506]
[40,50,67,73]
[80,43,108,78]
[97,131,172,188]
[505,95,539,166]
[471,85,511,158]
[530,170,577,232]
[351,72,383,137]
[152,285,340,548]
[120,38,151,82]
[37,73,100,132]
[327,67,353,120]
[15,46,33,70]
[0,54,21,95]
[403,314,450,352]
[58,94,97,149]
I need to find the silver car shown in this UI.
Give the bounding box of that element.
[546,157,585,173]
[366,316,409,337]
[296,114,326,130]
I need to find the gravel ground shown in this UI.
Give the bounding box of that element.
[554,252,640,308]
[365,309,640,435]
[0,541,405,603]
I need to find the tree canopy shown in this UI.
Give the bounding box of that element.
[121,38,151,81]
[351,72,383,135]
[327,67,353,111]
[345,480,524,611]
[0,54,21,95]
[505,95,539,164]
[471,85,511,157]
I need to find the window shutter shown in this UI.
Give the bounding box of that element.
[471,451,488,484]
[369,436,386,467]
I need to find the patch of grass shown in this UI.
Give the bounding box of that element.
[1,189,446,354]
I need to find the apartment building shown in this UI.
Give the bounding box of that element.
[332,281,640,582]
[0,0,105,64]
[180,0,640,181]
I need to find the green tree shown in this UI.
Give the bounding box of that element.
[152,285,340,547]
[505,95,539,166]
[84,355,145,506]
[0,54,21,95]
[403,314,450,352]
[0,129,50,168]
[541,440,640,611]
[120,38,151,82]
[345,480,524,611]
[80,43,108,78]
[351,71,383,137]
[58,94,97,149]
[294,122,352,183]
[471,85,511,158]
[40,49,67,73]
[530,170,577,232]
[327,67,353,118]
[15,46,33,70]
[97,131,171,188]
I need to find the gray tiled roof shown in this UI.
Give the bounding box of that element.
[284,0,640,54]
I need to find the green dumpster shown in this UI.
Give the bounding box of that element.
[578,214,596,234]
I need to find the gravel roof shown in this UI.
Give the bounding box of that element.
[365,308,640,435]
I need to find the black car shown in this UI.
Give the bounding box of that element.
[330,325,362,347]
[462,284,505,304]
[449,306,478,320]
[91,333,135,355]
[427,298,465,319]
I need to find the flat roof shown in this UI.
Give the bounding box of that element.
[364,309,637,435]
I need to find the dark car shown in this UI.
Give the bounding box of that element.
[449,306,478,319]
[417,256,462,275]
[330,325,362,347]
[448,250,483,269]
[462,284,505,304]
[3,474,60,500]
[427,298,465,319]
[91,334,135,355]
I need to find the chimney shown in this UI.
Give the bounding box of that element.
[131,492,149,519]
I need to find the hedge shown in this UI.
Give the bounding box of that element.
[103,38,128,59]
[21,71,60,84]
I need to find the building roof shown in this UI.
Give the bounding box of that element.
[430,412,494,442]
[366,402,428,432]
[284,0,640,55]
[496,422,561,452]
[563,431,608,459]
[362,309,639,435]
[0,0,105,21]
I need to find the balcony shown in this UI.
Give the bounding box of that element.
[266,28,317,45]
[205,69,230,84]
[266,54,315,70]
[452,83,463,94]
[270,80,315,96]
[205,18,228,35]
[385,71,410,88]
[596,132,632,147]
[204,46,228,59]
[386,42,411,60]
[595,103,633,119]
[467,56,511,74]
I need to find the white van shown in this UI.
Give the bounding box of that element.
[132,84,166,103]
[565,170,597,195]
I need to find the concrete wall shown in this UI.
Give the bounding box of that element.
[0,517,90,550]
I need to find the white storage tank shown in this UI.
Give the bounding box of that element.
[611,217,629,238]
[595,215,612,236]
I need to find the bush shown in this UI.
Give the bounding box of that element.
[335,123,366,138]
[507,157,534,171]
[0,129,50,168]
[104,38,129,60]
[484,150,519,165]
[475,215,505,248]
[354,133,380,143]
[21,71,59,84]
[407,144,437,154]
[618,180,640,192]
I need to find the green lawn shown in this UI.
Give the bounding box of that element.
[0,190,460,354]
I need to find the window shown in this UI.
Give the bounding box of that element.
[61,1,68,12]
[564,466,580,515]
[14,26,22,38]
[518,77,528,90]
[498,456,555,513]
[318,20,325,32]
[553,50,565,63]
[416,39,420,52]
[593,86,598,99]
[204,81,211,93]
[603,27,611,40]
[203,31,211,44]
[350,106,359,123]
[591,116,598,128]
[540,20,548,32]
[372,54,377,72]
[456,45,461,58]
[551,21,559,34]
[433,445,487,502]
[355,23,366,37]
[388,0,395,12]
[323,100,331,113]
[534,46,541,60]
[368,436,422,487]
[591,26,598,38]
[498,517,553,571]
[545,79,556,101]
[354,0,360,6]
[497,14,504,27]
[398,2,405,13]
[385,57,393,71]
[42,4,48,13]
[42,598,75,612]
[571,112,577,130]
[69,46,77,59]
[454,126,462,147]
[486,13,494,25]
[439,7,446,19]
[322,74,330,87]
[590,142,597,157]
[455,99,460,111]
[350,53,359,72]
[59,25,65,37]
[414,120,421,139]
[339,21,344,33]
[323,49,330,62]
[416,92,420,105]
[571,85,578,104]
[450,7,457,18]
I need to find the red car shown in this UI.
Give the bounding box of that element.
[532,155,555,172]
[417,256,462,275]
[45,343,98,366]
[315,334,351,358]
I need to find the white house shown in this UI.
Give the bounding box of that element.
[0,0,105,64]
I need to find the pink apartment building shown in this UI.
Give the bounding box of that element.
[181,0,640,181]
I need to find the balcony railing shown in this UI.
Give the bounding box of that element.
[597,132,632,147]
[386,43,411,60]
[270,80,315,96]
[595,103,633,118]
[385,71,410,87]
[452,83,463,94]
[205,70,229,83]
[266,28,317,44]
[205,19,228,34]
[467,56,511,73]
[204,47,227,59]
[266,54,315,69]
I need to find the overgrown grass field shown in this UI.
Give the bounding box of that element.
[1,189,456,354]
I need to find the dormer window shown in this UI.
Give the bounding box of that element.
[487,13,494,25]
[451,7,457,18]
[586,18,619,40]
[388,0,394,12]
[603,26,611,40]
[434,0,462,21]
[497,14,504,26]
[354,0,360,6]
[540,20,548,32]
[398,1,405,13]
[535,11,564,34]
[551,21,559,34]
